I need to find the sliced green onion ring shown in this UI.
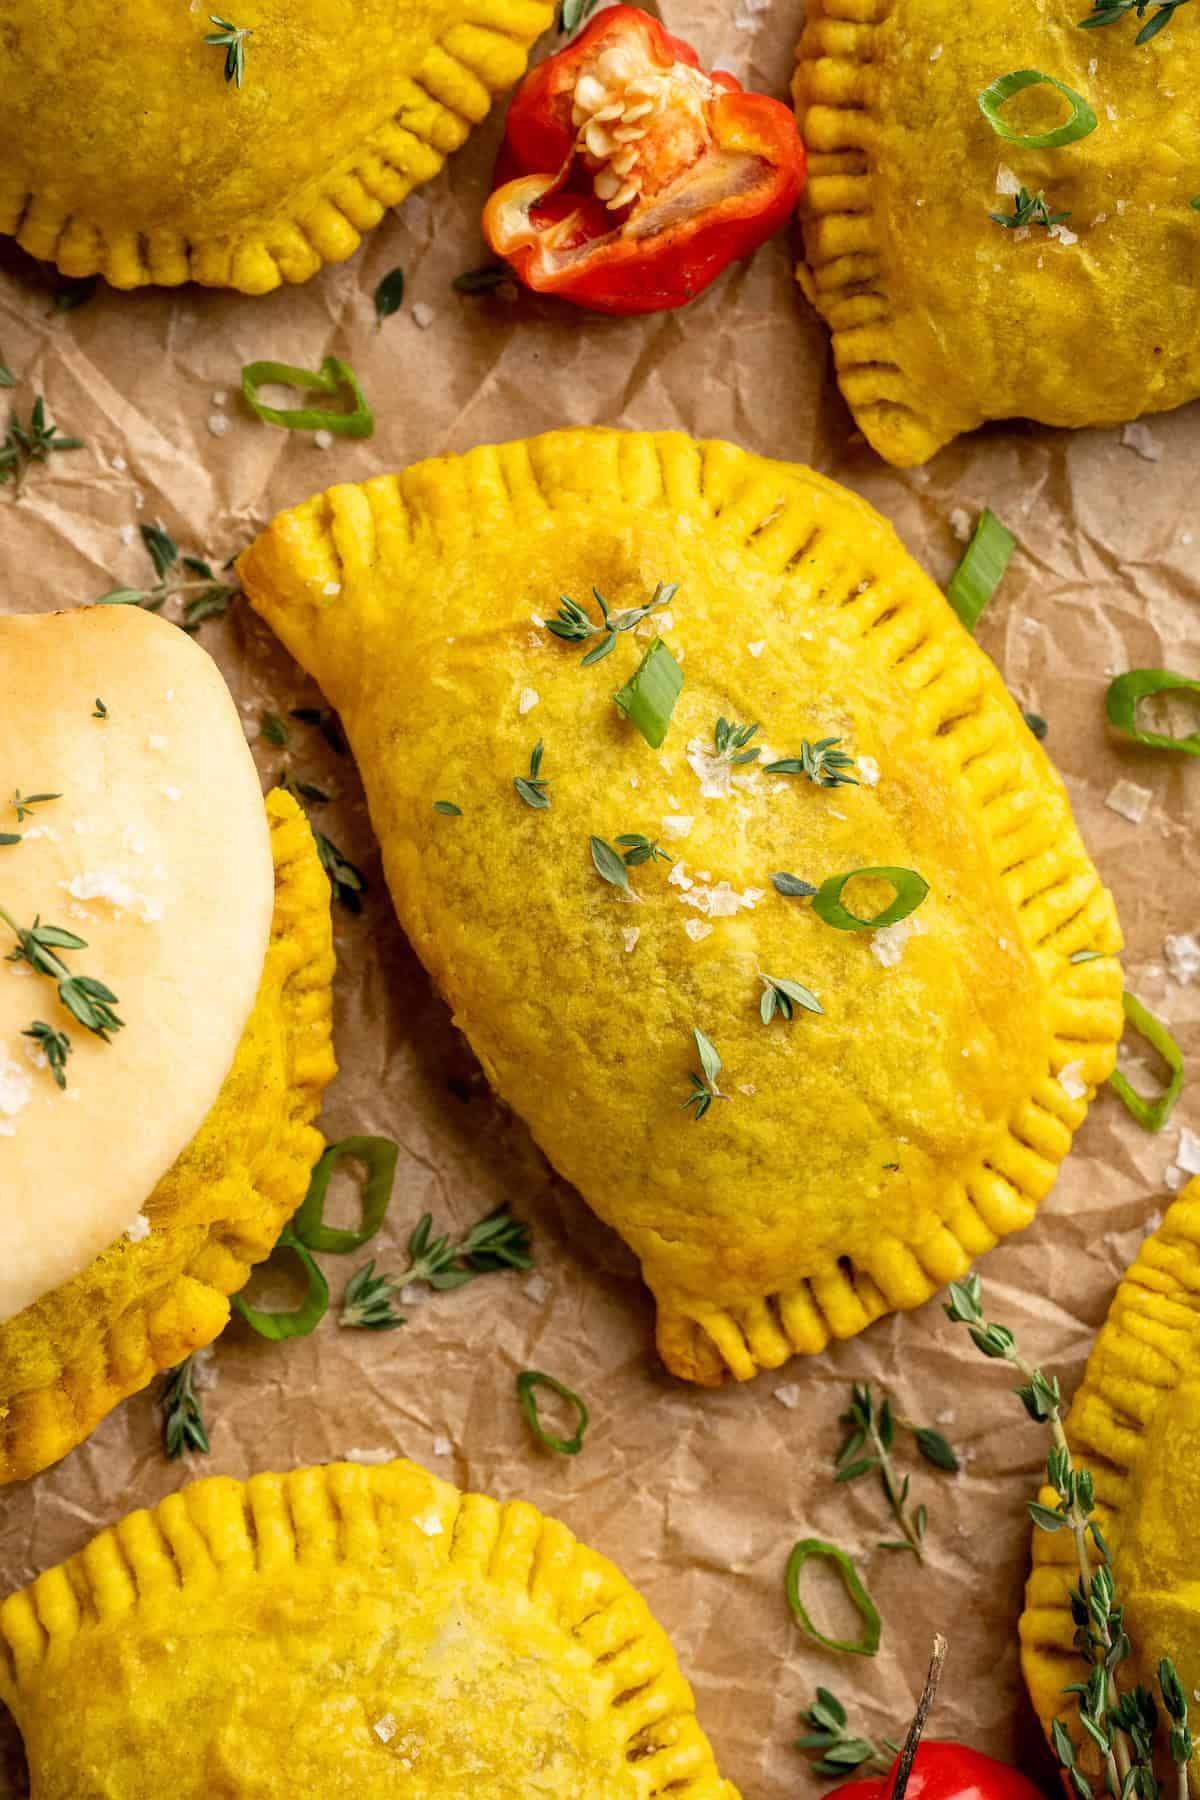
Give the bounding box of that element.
[813,867,930,933]
[516,1369,589,1456]
[1105,668,1200,755]
[784,1539,881,1657]
[978,70,1099,149]
[232,1226,330,1340]
[1109,992,1184,1133]
[241,355,374,437]
[946,508,1014,632]
[613,636,683,748]
[290,1136,399,1254]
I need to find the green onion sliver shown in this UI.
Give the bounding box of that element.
[517,1369,589,1456]
[613,636,683,749]
[232,1226,330,1339]
[1105,668,1200,756]
[1109,992,1184,1134]
[241,355,374,437]
[946,508,1014,633]
[813,867,929,933]
[784,1539,881,1657]
[977,70,1099,149]
[291,1135,399,1254]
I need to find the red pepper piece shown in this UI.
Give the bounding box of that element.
[831,1744,1046,1800]
[482,6,806,315]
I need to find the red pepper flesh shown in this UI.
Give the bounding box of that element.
[831,1743,1046,1800]
[482,6,807,315]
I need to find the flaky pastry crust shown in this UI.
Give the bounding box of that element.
[1021,1176,1200,1769]
[0,1456,736,1798]
[240,426,1123,1386]
[0,1,553,293]
[0,790,337,1483]
[793,0,1200,465]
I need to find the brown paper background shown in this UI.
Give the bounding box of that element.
[1,4,1197,1792]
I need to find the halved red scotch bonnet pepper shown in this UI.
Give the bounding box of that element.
[482,5,806,315]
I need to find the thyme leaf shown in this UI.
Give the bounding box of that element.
[11,790,60,823]
[614,832,671,867]
[313,829,367,913]
[681,1027,724,1121]
[205,14,252,86]
[0,909,124,1041]
[1078,0,1191,41]
[991,187,1072,231]
[545,580,677,665]
[589,835,631,893]
[160,1355,211,1459]
[795,1687,900,1778]
[96,523,239,629]
[945,1272,1194,1792]
[374,267,406,323]
[759,974,823,1025]
[22,1021,72,1090]
[340,1205,532,1327]
[514,738,551,809]
[93,698,108,720]
[765,737,859,788]
[713,717,761,766]
[260,711,288,747]
[0,396,83,498]
[834,1381,952,1559]
[558,0,602,30]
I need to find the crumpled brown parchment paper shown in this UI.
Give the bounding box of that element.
[0,4,1197,1793]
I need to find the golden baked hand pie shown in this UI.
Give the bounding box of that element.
[0,1456,737,1799]
[1021,1176,1200,1764]
[0,0,552,293]
[793,1,1200,466]
[0,607,336,1481]
[239,426,1123,1386]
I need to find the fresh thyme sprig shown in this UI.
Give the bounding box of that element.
[945,1273,1194,1795]
[160,1355,211,1459]
[96,522,239,630]
[991,187,1072,231]
[205,15,252,85]
[765,737,859,789]
[23,1022,72,1090]
[835,1382,957,1557]
[1078,0,1191,41]
[0,396,83,498]
[795,1687,901,1779]
[11,790,60,823]
[713,717,761,766]
[759,974,823,1025]
[546,580,677,665]
[340,1205,532,1328]
[0,910,124,1041]
[614,832,671,867]
[514,739,551,809]
[681,1027,724,1121]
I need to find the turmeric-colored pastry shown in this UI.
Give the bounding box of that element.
[0,0,553,293]
[0,607,336,1481]
[0,1456,737,1798]
[1021,1175,1200,1763]
[239,427,1123,1386]
[793,1,1200,465]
